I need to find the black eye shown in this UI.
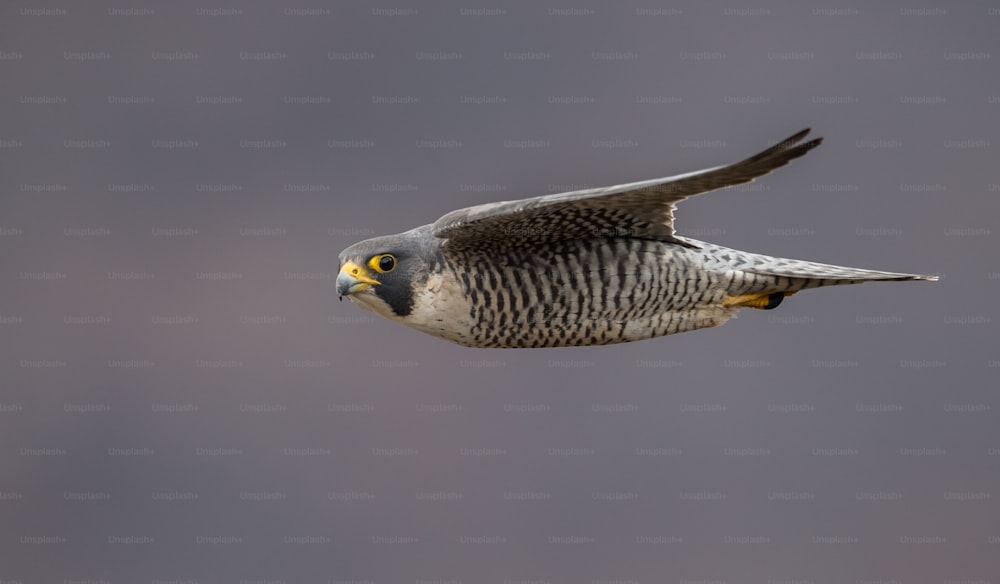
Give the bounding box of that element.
[377,254,396,272]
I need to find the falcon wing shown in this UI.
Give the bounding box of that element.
[431,128,822,248]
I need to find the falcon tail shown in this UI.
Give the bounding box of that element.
[720,252,938,310]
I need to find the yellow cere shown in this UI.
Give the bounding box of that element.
[340,261,380,285]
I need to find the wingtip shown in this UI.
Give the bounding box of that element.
[802,136,824,149]
[785,127,820,146]
[767,129,823,163]
[766,128,821,155]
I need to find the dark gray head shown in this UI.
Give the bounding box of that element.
[336,226,438,318]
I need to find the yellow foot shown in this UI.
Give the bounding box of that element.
[723,291,795,310]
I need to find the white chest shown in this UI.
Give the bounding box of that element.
[396,271,474,345]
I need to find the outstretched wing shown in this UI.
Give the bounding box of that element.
[431,128,822,249]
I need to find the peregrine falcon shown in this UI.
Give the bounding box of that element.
[337,129,936,348]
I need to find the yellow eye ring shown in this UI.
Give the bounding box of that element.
[369,254,396,273]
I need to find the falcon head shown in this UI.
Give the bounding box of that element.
[336,227,437,319]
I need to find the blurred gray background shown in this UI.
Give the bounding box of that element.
[1,1,998,582]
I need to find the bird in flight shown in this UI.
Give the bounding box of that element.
[337,129,936,348]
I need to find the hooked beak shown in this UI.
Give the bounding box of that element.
[337,261,380,300]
